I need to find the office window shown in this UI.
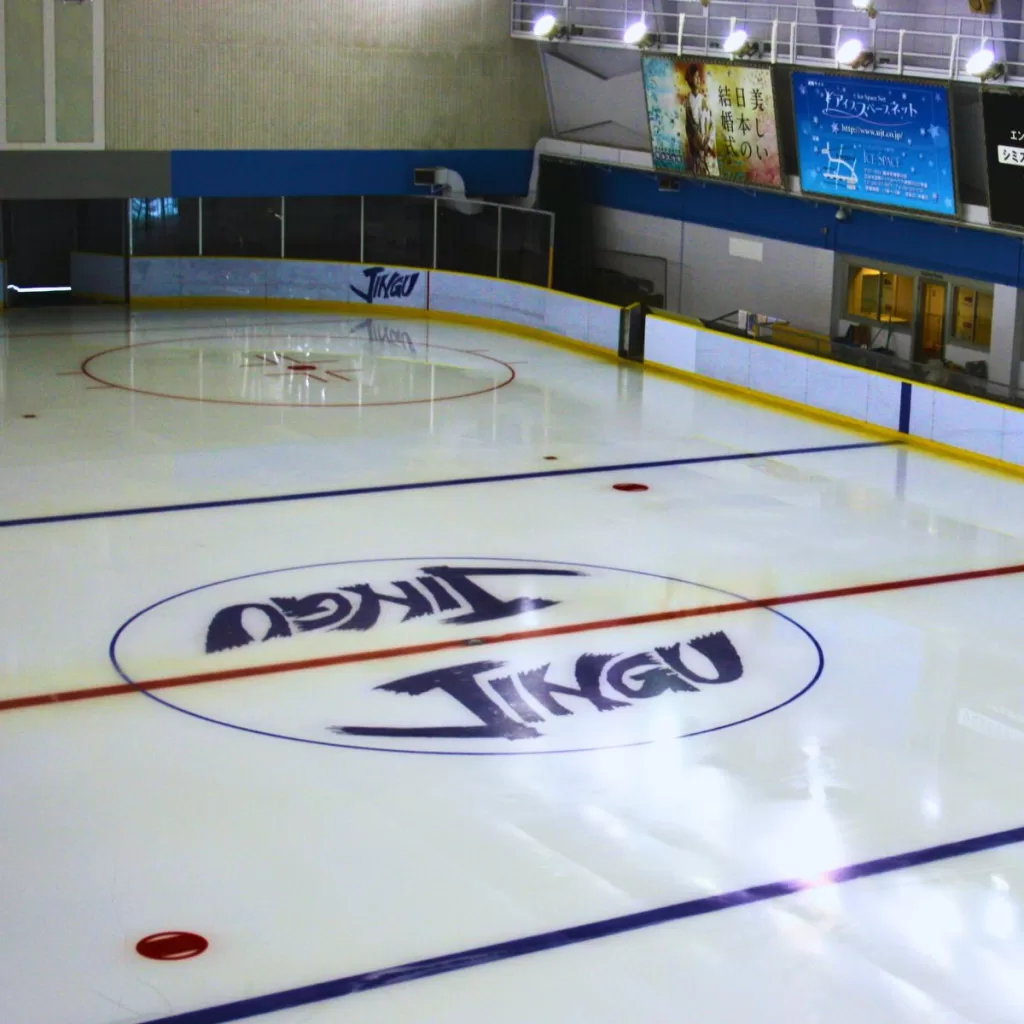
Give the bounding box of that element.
[951,286,993,350]
[846,264,913,324]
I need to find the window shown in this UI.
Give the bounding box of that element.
[846,264,913,325]
[951,286,993,350]
[131,197,199,256]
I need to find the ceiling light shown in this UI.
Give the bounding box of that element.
[624,18,654,47]
[533,13,568,40]
[723,28,760,57]
[966,47,1003,80]
[533,14,557,37]
[836,37,874,68]
[852,0,878,17]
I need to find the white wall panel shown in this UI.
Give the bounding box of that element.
[131,258,429,309]
[908,383,935,439]
[131,258,182,297]
[428,271,619,350]
[866,377,904,433]
[644,316,696,372]
[748,345,810,405]
[696,332,751,388]
[586,304,621,351]
[1002,407,1024,466]
[681,223,835,336]
[929,390,1008,461]
[805,361,872,422]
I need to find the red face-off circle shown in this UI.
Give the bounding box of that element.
[613,483,649,492]
[136,931,209,961]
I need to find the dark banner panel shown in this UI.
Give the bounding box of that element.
[792,72,957,217]
[642,57,784,189]
[981,90,1024,229]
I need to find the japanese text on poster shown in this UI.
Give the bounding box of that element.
[792,72,956,216]
[643,57,783,187]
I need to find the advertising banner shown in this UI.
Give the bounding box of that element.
[642,57,783,188]
[981,89,1024,229]
[792,71,956,216]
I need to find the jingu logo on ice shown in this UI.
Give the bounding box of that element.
[109,558,824,755]
[350,267,420,304]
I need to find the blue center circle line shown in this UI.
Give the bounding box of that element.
[109,555,826,756]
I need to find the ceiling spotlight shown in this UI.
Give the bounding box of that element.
[852,0,878,17]
[965,47,1004,80]
[836,37,874,68]
[723,28,760,57]
[533,13,568,40]
[624,18,655,47]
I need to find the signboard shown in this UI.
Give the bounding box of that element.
[642,57,784,188]
[792,71,956,216]
[981,89,1024,229]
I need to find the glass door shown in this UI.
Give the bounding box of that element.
[916,280,947,362]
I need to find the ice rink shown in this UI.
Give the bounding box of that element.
[1,306,1023,1024]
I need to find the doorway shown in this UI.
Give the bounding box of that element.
[916,280,947,362]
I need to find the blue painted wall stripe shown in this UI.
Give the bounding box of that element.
[579,163,1024,289]
[899,382,913,434]
[170,150,535,197]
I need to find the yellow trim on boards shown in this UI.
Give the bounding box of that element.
[674,312,1015,412]
[126,290,1022,480]
[129,294,623,366]
[426,309,621,366]
[129,255,622,311]
[427,265,622,310]
[644,358,1024,481]
[648,310,703,329]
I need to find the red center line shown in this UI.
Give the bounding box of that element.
[2,562,1022,715]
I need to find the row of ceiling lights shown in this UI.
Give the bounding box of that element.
[531,9,1004,80]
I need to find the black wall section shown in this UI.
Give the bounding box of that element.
[537,157,594,297]
[3,200,77,304]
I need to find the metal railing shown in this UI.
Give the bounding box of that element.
[513,0,1024,85]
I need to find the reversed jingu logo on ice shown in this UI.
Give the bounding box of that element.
[350,318,416,349]
[109,557,824,755]
[204,564,585,653]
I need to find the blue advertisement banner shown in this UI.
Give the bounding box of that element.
[792,72,956,216]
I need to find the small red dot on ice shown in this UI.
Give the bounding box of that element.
[613,483,649,492]
[136,931,209,961]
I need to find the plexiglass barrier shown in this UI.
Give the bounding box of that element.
[129,196,555,288]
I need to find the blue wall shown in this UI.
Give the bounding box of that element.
[580,164,1024,289]
[170,150,535,198]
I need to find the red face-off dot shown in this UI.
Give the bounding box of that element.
[613,483,649,492]
[288,364,318,371]
[136,931,209,961]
